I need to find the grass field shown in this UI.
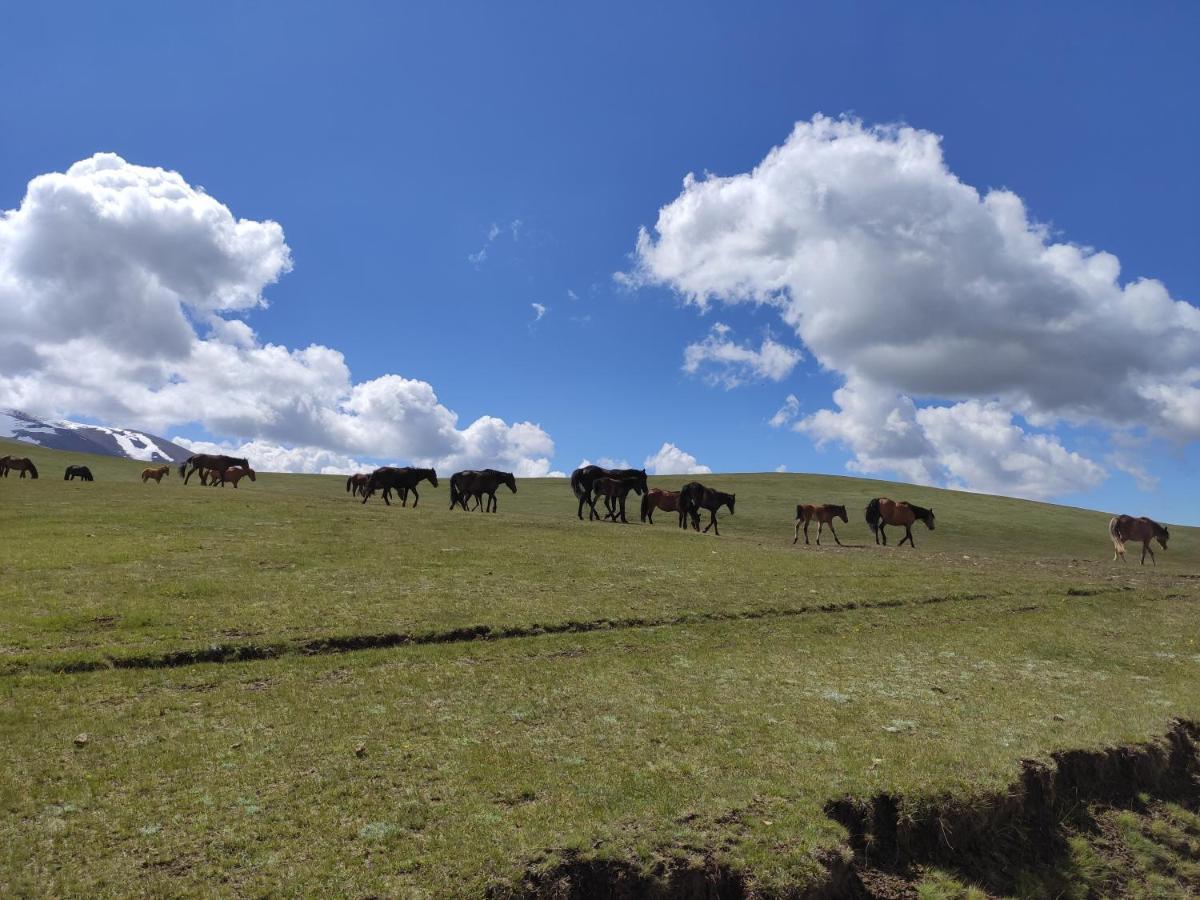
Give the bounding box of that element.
[1,438,1198,897]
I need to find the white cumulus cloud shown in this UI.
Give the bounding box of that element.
[625,114,1200,497]
[682,323,802,388]
[644,442,712,475]
[0,154,556,476]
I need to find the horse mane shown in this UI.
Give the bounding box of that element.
[907,502,933,523]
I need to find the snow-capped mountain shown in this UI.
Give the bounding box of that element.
[0,409,192,463]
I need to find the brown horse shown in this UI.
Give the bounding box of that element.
[678,482,735,535]
[180,453,249,485]
[142,465,170,483]
[1109,515,1169,565]
[212,467,256,488]
[449,469,517,513]
[640,488,681,524]
[346,473,370,497]
[591,475,643,523]
[0,456,38,479]
[793,503,848,546]
[865,498,935,547]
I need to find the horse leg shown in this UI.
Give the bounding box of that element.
[829,522,843,546]
[817,521,823,545]
[804,519,811,544]
[793,518,801,544]
[618,494,629,524]
[900,525,914,548]
[878,524,886,545]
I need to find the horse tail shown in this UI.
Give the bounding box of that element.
[865,498,881,533]
[640,491,651,522]
[796,504,803,521]
[346,476,354,493]
[179,460,189,478]
[449,475,461,510]
[570,469,585,499]
[1108,517,1126,554]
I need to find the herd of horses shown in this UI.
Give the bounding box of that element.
[2,453,1175,563]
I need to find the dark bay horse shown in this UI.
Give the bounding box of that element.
[571,465,648,521]
[793,503,847,546]
[361,466,438,506]
[678,481,735,535]
[64,465,94,481]
[592,475,643,524]
[180,454,248,485]
[142,465,170,483]
[346,473,370,497]
[449,469,517,512]
[1109,515,1169,565]
[866,498,935,547]
[0,456,38,479]
[640,488,681,524]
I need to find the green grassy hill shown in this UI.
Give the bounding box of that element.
[1,438,1197,896]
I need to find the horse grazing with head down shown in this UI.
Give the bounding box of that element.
[361,467,438,506]
[793,504,848,546]
[180,454,248,485]
[570,465,648,521]
[64,465,94,482]
[1109,515,1169,565]
[640,488,681,524]
[865,498,935,548]
[449,469,517,513]
[142,465,170,483]
[0,456,38,479]
[678,482,736,535]
[212,467,256,488]
[346,473,370,497]
[591,475,643,524]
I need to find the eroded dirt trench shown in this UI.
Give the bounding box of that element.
[498,719,1200,899]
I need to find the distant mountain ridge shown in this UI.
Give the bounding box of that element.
[0,409,192,463]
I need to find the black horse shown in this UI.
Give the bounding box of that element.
[0,456,39,478]
[449,469,517,512]
[570,465,648,521]
[361,466,438,506]
[64,465,94,481]
[592,475,643,524]
[678,481,736,535]
[180,454,249,485]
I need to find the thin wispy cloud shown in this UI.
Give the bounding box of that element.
[468,218,523,267]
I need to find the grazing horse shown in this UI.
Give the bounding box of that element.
[793,504,848,546]
[449,469,517,513]
[678,482,736,535]
[0,456,38,479]
[640,488,681,524]
[570,465,648,521]
[64,465,94,482]
[212,467,256,488]
[346,473,371,497]
[361,466,438,506]
[865,498,935,548]
[1109,515,1169,566]
[142,465,170,483]
[180,454,248,485]
[591,475,643,524]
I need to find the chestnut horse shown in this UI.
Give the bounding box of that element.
[793,503,848,546]
[346,473,370,497]
[1109,515,1169,565]
[591,475,643,524]
[865,498,935,547]
[678,482,735,535]
[142,465,170,483]
[0,456,38,479]
[640,488,681,524]
[212,467,256,488]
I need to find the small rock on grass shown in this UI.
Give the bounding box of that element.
[73,733,89,747]
[355,743,366,757]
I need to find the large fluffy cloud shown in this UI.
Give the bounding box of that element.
[0,154,555,474]
[644,442,712,475]
[626,115,1200,497]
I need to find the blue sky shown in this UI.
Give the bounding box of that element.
[1,2,1197,521]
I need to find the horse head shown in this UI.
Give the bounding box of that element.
[426,468,439,487]
[1157,525,1169,551]
[923,508,936,530]
[835,505,848,523]
[726,493,736,515]
[247,469,257,481]
[635,469,648,494]
[504,472,517,493]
